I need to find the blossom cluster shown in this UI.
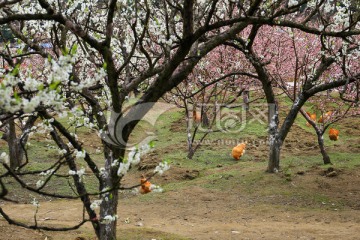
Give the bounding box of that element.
[0,152,9,165]
[101,215,118,225]
[116,142,153,177]
[0,56,73,114]
[90,200,103,210]
[68,167,86,182]
[154,161,170,175]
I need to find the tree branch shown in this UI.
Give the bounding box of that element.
[0,207,89,231]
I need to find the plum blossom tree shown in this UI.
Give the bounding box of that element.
[0,114,37,169]
[0,55,42,170]
[0,0,360,239]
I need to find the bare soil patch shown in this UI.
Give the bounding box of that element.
[1,164,360,240]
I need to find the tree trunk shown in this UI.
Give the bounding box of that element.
[271,94,309,172]
[242,90,250,111]
[99,188,119,240]
[300,109,332,165]
[6,116,37,170]
[316,130,331,165]
[98,145,124,240]
[186,126,196,159]
[268,137,281,173]
[8,119,22,170]
[187,146,195,159]
[267,103,281,172]
[201,109,209,127]
[184,99,195,159]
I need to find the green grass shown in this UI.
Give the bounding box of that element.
[122,102,358,210]
[321,152,360,168]
[0,99,359,238]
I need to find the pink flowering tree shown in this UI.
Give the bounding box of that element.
[164,45,258,159]
[265,23,360,165]
[0,1,359,239]
[223,0,360,172]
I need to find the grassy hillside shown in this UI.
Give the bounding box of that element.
[0,98,359,239]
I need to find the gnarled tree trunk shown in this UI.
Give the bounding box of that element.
[267,103,281,172]
[8,119,22,170]
[316,132,331,165]
[6,116,38,170]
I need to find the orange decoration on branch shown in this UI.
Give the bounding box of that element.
[232,143,246,160]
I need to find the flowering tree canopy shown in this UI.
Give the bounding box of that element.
[0,0,360,239]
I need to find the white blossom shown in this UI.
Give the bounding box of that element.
[111,159,119,167]
[22,97,41,113]
[117,162,130,176]
[100,167,106,177]
[75,149,86,159]
[0,152,9,164]
[132,153,141,165]
[95,148,102,154]
[31,198,40,207]
[127,149,136,162]
[77,167,86,178]
[154,161,170,175]
[23,77,41,91]
[90,200,103,210]
[323,2,334,13]
[58,149,67,155]
[36,180,45,188]
[288,0,298,7]
[68,167,86,181]
[150,184,164,193]
[101,215,118,224]
[39,169,54,176]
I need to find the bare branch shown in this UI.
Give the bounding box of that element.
[0,207,89,231]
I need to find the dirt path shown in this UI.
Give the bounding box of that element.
[1,183,360,240]
[119,187,360,240]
